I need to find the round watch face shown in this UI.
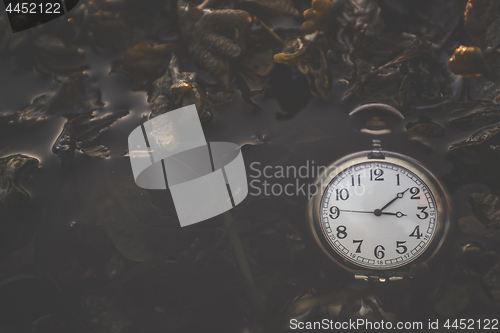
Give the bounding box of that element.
[308,151,452,273]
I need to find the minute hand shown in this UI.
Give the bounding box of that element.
[378,188,410,212]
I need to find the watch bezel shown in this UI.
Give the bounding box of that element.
[307,150,453,277]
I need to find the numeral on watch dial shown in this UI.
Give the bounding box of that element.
[320,161,438,269]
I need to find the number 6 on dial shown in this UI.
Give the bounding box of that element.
[308,150,453,279]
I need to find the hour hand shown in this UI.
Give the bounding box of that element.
[380,211,406,218]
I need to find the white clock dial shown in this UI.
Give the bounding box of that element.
[319,161,437,270]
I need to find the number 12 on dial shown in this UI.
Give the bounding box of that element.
[309,151,452,275]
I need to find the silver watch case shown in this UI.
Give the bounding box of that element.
[307,150,453,279]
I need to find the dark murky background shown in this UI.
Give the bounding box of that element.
[1,0,500,332]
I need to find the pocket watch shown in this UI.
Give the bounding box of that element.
[307,104,453,282]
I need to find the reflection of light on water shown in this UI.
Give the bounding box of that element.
[126,150,154,158]
[152,118,180,152]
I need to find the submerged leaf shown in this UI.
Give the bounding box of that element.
[148,53,213,123]
[483,263,500,301]
[274,36,332,100]
[301,0,332,34]
[449,46,488,78]
[68,0,128,50]
[112,42,177,81]
[245,51,275,77]
[242,0,300,17]
[0,155,38,216]
[33,34,83,57]
[407,121,445,139]
[76,166,179,262]
[80,294,132,332]
[459,216,485,236]
[0,73,103,130]
[52,110,129,159]
[455,243,497,277]
[469,193,500,230]
[301,0,383,39]
[0,155,39,260]
[343,44,437,106]
[433,285,469,317]
[448,45,499,81]
[406,101,500,152]
[451,123,500,150]
[177,0,252,88]
[464,0,499,48]
[0,274,36,289]
[408,262,429,280]
[274,37,310,66]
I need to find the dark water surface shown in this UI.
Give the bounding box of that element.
[1,1,500,332]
